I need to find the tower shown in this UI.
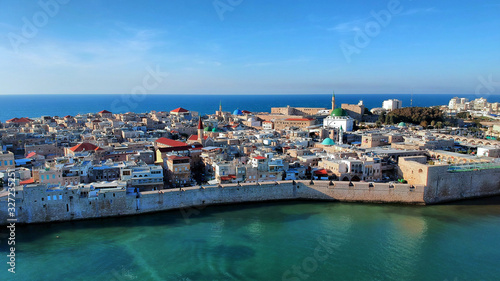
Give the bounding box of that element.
[331,91,336,112]
[219,100,222,113]
[197,117,204,145]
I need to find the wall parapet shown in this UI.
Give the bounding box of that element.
[2,170,500,225]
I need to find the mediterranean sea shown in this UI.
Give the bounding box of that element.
[2,198,500,280]
[1,94,500,122]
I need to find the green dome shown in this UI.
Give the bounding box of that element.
[398,122,407,127]
[212,127,220,132]
[321,138,335,146]
[203,126,212,132]
[330,108,347,117]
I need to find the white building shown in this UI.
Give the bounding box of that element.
[120,162,163,188]
[448,97,469,111]
[472,98,488,111]
[382,99,402,111]
[323,108,354,132]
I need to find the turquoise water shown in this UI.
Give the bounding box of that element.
[2,198,500,281]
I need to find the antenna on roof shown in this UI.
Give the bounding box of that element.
[410,88,413,107]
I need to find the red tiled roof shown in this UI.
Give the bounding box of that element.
[188,135,208,141]
[253,156,266,160]
[69,142,103,152]
[263,121,273,123]
[242,110,251,114]
[155,137,188,147]
[64,115,73,118]
[285,118,313,121]
[20,178,35,185]
[26,152,37,158]
[314,169,329,175]
[17,117,33,123]
[220,175,237,181]
[99,110,112,114]
[170,107,189,113]
[7,117,33,123]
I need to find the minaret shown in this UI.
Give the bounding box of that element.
[197,117,204,145]
[331,91,336,113]
[339,126,344,145]
[219,100,222,113]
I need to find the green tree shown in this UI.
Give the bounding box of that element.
[378,112,386,123]
[388,115,394,125]
[436,121,443,129]
[420,120,428,128]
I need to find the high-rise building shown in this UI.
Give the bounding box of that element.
[382,99,402,111]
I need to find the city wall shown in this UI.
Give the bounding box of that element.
[2,181,425,224]
[424,165,500,204]
[398,156,500,204]
[3,164,500,224]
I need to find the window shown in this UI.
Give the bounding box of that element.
[47,196,51,201]
[4,161,7,165]
[59,195,62,200]
[53,195,57,200]
[53,175,56,179]
[9,160,13,165]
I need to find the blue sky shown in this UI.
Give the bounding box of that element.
[0,0,499,95]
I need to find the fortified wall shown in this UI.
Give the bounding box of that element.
[1,180,425,224]
[2,156,500,224]
[398,156,500,204]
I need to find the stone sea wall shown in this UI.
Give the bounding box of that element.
[1,180,426,224]
[3,167,500,225]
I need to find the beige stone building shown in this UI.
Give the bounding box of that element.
[274,118,316,131]
[361,134,389,148]
[341,102,365,122]
[165,156,191,187]
[0,151,15,171]
[271,106,327,116]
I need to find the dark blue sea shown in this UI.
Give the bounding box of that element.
[1,94,499,122]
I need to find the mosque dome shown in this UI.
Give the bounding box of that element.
[321,138,335,146]
[212,127,220,132]
[330,108,347,117]
[233,109,243,115]
[203,126,212,132]
[398,122,407,127]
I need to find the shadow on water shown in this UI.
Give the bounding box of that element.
[12,200,322,244]
[11,197,500,245]
[441,195,500,206]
